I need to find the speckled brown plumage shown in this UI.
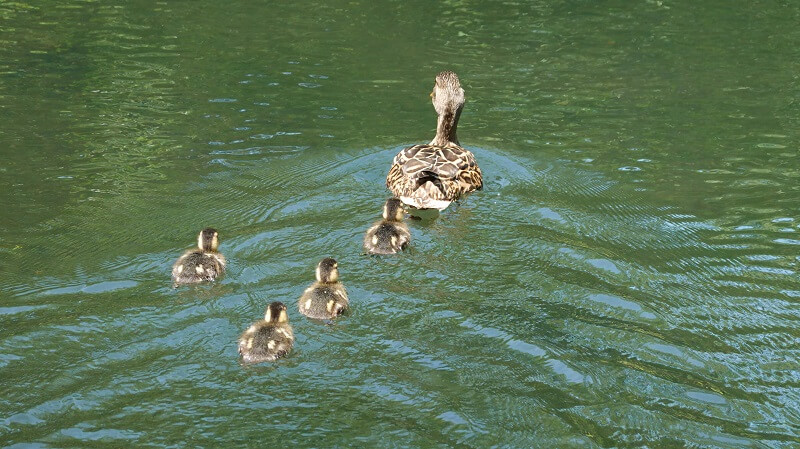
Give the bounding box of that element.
[386,144,482,209]
[386,71,482,210]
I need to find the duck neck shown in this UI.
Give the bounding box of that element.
[430,107,461,147]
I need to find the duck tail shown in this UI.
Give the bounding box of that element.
[413,171,445,194]
[402,174,451,210]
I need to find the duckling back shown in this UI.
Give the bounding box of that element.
[299,283,349,320]
[364,221,410,255]
[171,250,226,286]
[238,321,294,364]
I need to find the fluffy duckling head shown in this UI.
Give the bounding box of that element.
[430,71,465,117]
[315,257,339,284]
[197,228,220,252]
[383,198,406,222]
[264,301,289,323]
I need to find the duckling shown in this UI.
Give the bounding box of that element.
[171,228,226,286]
[386,71,483,210]
[238,301,294,364]
[364,198,411,255]
[298,258,349,319]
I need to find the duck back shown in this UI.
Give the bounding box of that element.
[238,322,294,363]
[171,250,226,285]
[299,283,349,319]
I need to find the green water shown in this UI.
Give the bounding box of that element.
[2,0,799,447]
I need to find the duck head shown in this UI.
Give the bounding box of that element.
[316,257,340,284]
[197,228,219,252]
[430,71,465,147]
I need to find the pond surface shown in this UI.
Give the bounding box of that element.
[1,0,800,447]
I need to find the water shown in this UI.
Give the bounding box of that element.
[1,0,799,446]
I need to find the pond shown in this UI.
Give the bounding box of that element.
[1,0,799,447]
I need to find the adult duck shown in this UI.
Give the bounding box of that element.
[386,71,482,210]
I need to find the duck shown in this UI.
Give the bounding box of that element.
[171,228,226,286]
[238,301,294,364]
[364,198,411,255]
[386,71,483,210]
[298,258,349,319]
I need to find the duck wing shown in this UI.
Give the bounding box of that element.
[386,144,482,209]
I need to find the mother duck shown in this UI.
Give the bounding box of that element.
[386,71,482,210]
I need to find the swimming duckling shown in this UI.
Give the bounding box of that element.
[364,198,411,255]
[386,71,483,210]
[238,301,294,364]
[298,258,349,320]
[171,228,226,286]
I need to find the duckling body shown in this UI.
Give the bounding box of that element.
[172,228,226,286]
[364,198,410,255]
[387,71,482,210]
[299,258,349,320]
[238,302,294,364]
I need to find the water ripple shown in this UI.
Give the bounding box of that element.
[2,0,800,446]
